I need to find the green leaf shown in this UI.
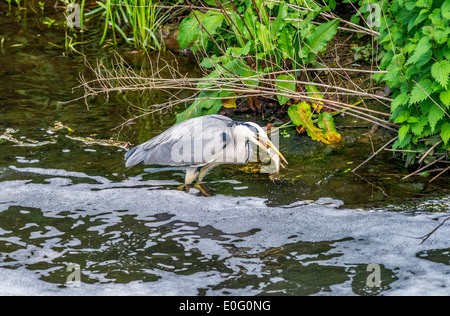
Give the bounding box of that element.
[295,11,315,33]
[384,66,402,86]
[176,102,199,124]
[410,115,429,135]
[393,133,412,149]
[440,90,450,107]
[271,2,288,38]
[328,0,336,10]
[428,8,442,25]
[428,104,445,132]
[201,13,225,36]
[394,109,410,123]
[443,1,450,19]
[409,79,433,104]
[229,12,249,42]
[431,60,450,88]
[235,66,259,87]
[391,93,410,113]
[433,28,450,45]
[176,91,220,123]
[440,122,450,145]
[202,0,219,6]
[222,58,249,75]
[305,84,324,112]
[301,19,339,57]
[278,27,294,59]
[199,55,220,68]
[254,0,269,25]
[204,97,223,114]
[398,124,410,143]
[226,41,252,57]
[177,11,224,50]
[405,1,416,10]
[415,0,431,8]
[275,74,296,105]
[350,14,360,25]
[413,50,433,68]
[412,9,429,28]
[407,116,419,123]
[197,68,221,90]
[406,36,431,65]
[256,23,273,53]
[243,9,257,40]
[177,16,201,50]
[379,50,394,69]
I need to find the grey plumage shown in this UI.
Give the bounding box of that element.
[125,114,285,184]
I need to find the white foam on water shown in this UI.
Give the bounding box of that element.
[0,169,449,295]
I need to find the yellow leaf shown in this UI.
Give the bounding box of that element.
[305,84,323,113]
[288,102,330,144]
[222,98,236,108]
[318,112,341,143]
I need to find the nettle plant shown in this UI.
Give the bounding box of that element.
[176,0,342,144]
[375,0,450,166]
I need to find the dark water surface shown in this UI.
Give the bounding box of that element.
[0,4,449,295]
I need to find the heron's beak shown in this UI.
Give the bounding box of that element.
[255,138,288,168]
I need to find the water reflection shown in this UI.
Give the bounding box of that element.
[0,204,354,294]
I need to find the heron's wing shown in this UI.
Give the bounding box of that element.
[125,115,235,167]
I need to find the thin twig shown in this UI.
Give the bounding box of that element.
[429,165,450,183]
[384,148,422,153]
[418,140,442,164]
[419,216,450,244]
[68,51,398,137]
[412,79,450,119]
[353,172,389,197]
[352,136,398,172]
[402,155,446,180]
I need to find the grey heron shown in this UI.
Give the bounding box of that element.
[125,115,287,184]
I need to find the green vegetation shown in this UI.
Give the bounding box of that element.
[87,0,174,50]
[373,0,450,166]
[173,0,449,172]
[175,0,348,144]
[1,0,175,51]
[4,0,20,10]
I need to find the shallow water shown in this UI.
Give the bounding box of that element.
[0,4,449,295]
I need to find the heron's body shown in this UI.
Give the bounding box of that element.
[125,115,286,184]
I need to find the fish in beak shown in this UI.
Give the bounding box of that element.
[254,137,288,169]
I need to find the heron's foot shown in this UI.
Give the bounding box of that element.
[272,176,282,183]
[177,184,187,191]
[193,183,213,197]
[270,172,282,181]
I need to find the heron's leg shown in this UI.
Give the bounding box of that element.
[193,183,213,197]
[185,167,200,185]
[197,164,217,183]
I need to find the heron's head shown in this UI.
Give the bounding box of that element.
[238,122,288,170]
